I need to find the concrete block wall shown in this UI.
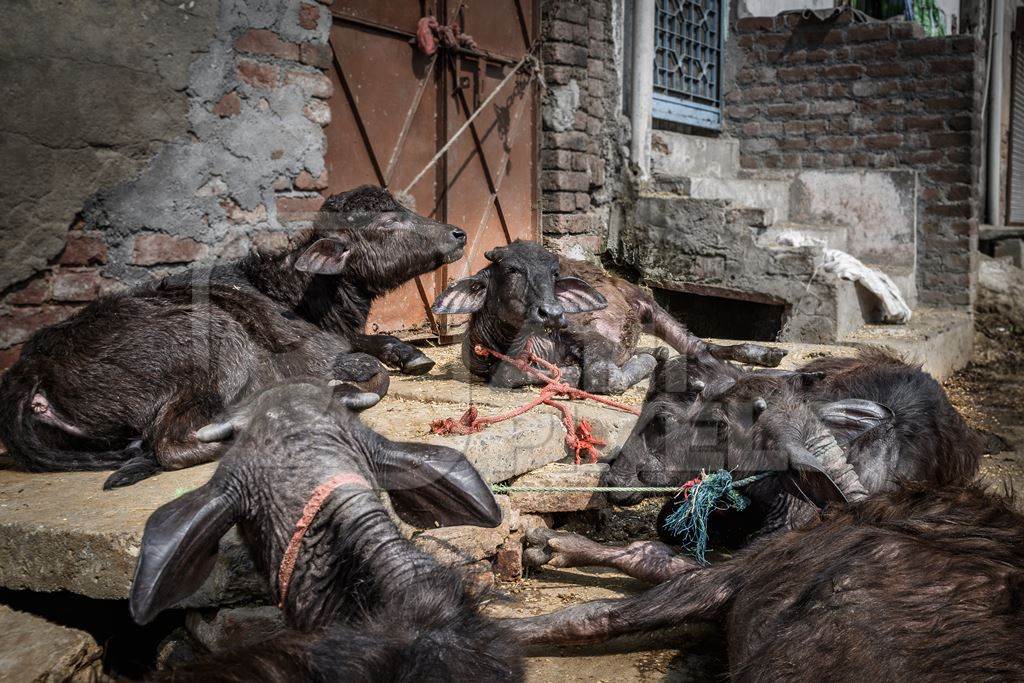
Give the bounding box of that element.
[725,15,985,308]
[539,0,624,260]
[0,0,333,369]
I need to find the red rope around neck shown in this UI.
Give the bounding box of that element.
[277,473,370,609]
[430,341,642,464]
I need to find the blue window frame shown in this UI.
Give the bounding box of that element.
[652,0,724,130]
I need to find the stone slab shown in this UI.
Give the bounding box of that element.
[506,463,609,513]
[0,604,102,683]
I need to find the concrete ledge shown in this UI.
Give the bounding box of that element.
[840,306,973,380]
[0,604,102,682]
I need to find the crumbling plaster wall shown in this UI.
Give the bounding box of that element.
[0,0,334,367]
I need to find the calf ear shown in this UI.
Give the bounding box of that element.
[432,273,489,314]
[372,441,502,529]
[555,276,607,313]
[130,484,236,625]
[817,399,893,445]
[295,238,350,275]
[783,444,848,509]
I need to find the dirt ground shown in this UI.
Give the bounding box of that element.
[498,311,1024,682]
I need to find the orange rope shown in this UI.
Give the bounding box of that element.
[430,341,642,464]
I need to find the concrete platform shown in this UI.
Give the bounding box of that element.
[0,330,967,603]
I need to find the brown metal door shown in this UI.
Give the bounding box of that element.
[325,1,540,338]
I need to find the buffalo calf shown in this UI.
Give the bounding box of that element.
[130,379,522,681]
[0,186,466,488]
[431,240,786,394]
[511,484,1024,680]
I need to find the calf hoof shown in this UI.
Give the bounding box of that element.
[760,346,787,367]
[524,528,604,569]
[401,354,435,376]
[103,451,160,490]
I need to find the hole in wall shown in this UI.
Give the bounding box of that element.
[652,288,789,341]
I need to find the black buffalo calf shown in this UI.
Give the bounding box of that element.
[0,186,466,488]
[511,484,1024,681]
[431,240,786,395]
[131,379,521,681]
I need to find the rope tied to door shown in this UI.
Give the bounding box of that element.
[430,340,641,464]
[415,16,478,56]
[400,47,542,197]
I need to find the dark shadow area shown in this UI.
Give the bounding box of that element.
[653,289,788,342]
[0,587,184,680]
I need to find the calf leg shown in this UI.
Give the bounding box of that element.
[351,333,434,375]
[102,441,160,490]
[707,342,786,368]
[580,351,657,395]
[524,528,696,585]
[107,390,227,489]
[506,561,736,647]
[331,352,390,397]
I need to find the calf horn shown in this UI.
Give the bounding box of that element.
[803,424,868,502]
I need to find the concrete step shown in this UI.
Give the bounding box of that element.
[756,221,850,251]
[650,130,739,179]
[0,605,103,682]
[687,177,791,226]
[839,306,973,381]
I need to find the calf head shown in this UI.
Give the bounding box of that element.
[130,379,501,629]
[294,186,468,293]
[431,240,607,332]
[605,353,884,514]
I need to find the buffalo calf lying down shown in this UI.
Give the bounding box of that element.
[131,380,522,681]
[431,240,785,394]
[511,484,1024,680]
[0,186,466,488]
[527,349,981,583]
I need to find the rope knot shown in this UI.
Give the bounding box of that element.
[663,470,769,565]
[415,16,478,56]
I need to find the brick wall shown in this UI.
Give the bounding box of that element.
[539,0,623,259]
[725,15,985,307]
[0,0,333,368]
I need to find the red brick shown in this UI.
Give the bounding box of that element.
[543,192,576,213]
[236,60,279,89]
[212,91,241,118]
[823,64,866,80]
[284,69,333,98]
[550,4,586,25]
[865,62,907,78]
[927,96,972,111]
[235,29,300,60]
[5,276,50,305]
[926,167,972,184]
[494,534,523,581]
[925,202,972,218]
[819,136,856,151]
[0,345,22,372]
[864,133,903,150]
[905,115,944,131]
[891,22,925,39]
[847,23,890,42]
[546,131,588,151]
[303,100,330,126]
[60,232,108,266]
[298,3,320,30]
[132,234,208,266]
[299,42,333,68]
[900,38,948,57]
[736,16,774,33]
[542,214,599,234]
[276,195,324,223]
[542,43,587,67]
[295,170,329,191]
[0,306,77,348]
[253,231,293,253]
[51,270,118,303]
[929,132,971,147]
[929,57,974,75]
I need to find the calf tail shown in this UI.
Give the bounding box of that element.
[0,373,130,472]
[507,561,738,649]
